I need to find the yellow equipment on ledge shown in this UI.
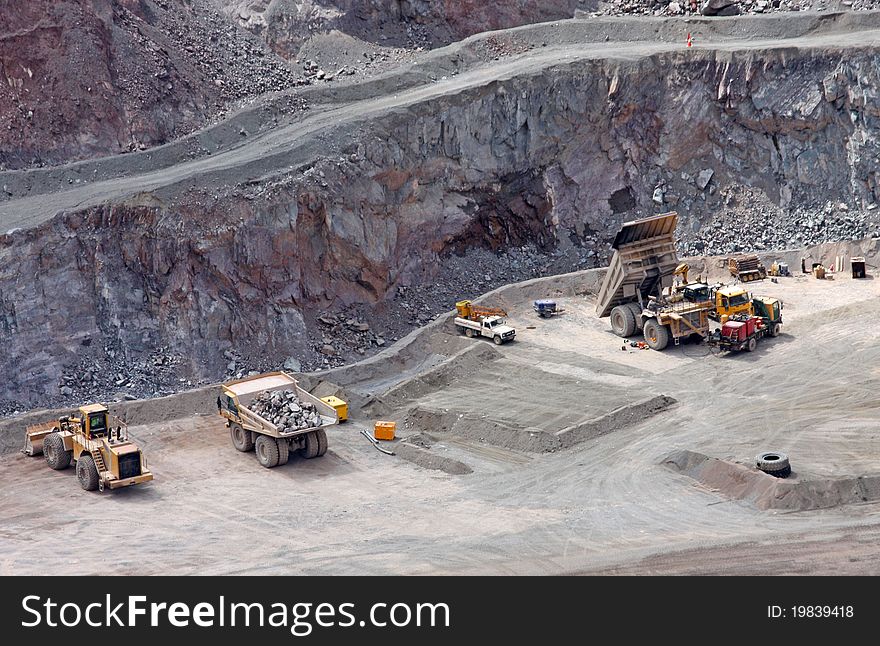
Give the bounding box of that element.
[455,300,507,321]
[320,396,348,423]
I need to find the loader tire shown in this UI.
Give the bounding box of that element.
[626,302,645,331]
[76,455,99,491]
[756,452,791,478]
[315,429,328,457]
[610,305,636,338]
[746,337,757,352]
[44,432,71,470]
[230,423,254,452]
[770,323,781,337]
[643,319,670,351]
[302,430,326,459]
[255,435,280,468]
[277,438,290,466]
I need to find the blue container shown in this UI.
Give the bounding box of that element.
[533,299,558,317]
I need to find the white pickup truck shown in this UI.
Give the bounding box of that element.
[454,315,516,345]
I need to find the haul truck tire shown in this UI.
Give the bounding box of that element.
[315,429,328,457]
[626,303,645,332]
[230,423,254,452]
[277,438,290,466]
[610,305,636,338]
[643,319,669,351]
[44,432,71,470]
[302,430,327,459]
[77,455,99,491]
[255,435,280,468]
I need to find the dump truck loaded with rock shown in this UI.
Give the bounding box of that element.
[218,372,339,468]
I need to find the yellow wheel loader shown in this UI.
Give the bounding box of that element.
[22,404,153,492]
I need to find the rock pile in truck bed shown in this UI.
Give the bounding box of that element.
[250,389,323,432]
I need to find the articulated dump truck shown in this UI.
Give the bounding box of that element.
[596,211,713,350]
[23,404,153,492]
[219,371,339,468]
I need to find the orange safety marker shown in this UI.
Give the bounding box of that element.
[686,33,693,48]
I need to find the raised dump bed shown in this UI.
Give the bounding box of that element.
[219,371,338,468]
[595,211,680,319]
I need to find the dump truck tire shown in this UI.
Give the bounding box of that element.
[302,431,323,459]
[76,455,99,491]
[643,319,669,351]
[315,429,328,457]
[255,435,280,468]
[44,432,71,470]
[756,452,790,477]
[626,303,645,331]
[747,337,757,352]
[277,439,290,466]
[770,323,781,337]
[230,423,254,452]
[610,305,636,337]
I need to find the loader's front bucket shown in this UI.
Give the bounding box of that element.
[22,422,56,456]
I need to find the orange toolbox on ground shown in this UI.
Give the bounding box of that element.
[374,421,396,441]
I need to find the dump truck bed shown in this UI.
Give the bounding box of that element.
[221,371,338,438]
[595,212,680,317]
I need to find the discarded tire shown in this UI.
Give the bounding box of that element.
[230,423,254,452]
[44,432,71,470]
[756,452,791,478]
[643,319,669,351]
[255,435,280,468]
[77,455,100,491]
[610,305,636,338]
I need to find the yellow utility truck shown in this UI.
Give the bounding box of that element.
[23,404,153,492]
[219,372,339,468]
[710,285,753,323]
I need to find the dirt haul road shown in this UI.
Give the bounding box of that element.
[2,243,880,575]
[3,11,880,231]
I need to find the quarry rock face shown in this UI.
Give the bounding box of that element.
[217,0,594,52]
[3,43,880,407]
[0,0,296,169]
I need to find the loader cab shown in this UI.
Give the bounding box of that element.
[79,404,110,438]
[682,283,711,303]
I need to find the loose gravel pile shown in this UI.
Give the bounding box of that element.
[250,389,323,432]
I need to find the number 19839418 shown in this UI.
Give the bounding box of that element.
[768,605,854,619]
